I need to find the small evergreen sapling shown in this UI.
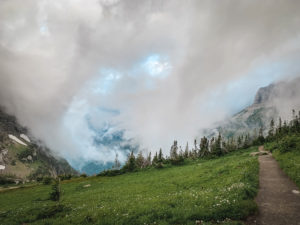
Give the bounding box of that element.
[49,178,61,201]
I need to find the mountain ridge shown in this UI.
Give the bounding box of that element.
[0,107,78,182]
[204,77,300,138]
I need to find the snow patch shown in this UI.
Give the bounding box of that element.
[8,134,28,146]
[0,165,5,170]
[20,134,31,143]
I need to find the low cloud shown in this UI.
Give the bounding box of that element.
[1,0,300,168]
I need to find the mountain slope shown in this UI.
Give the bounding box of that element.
[0,107,77,182]
[206,77,300,138]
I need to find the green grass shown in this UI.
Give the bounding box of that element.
[0,147,259,225]
[265,135,300,188]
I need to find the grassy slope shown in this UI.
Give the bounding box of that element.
[3,144,33,178]
[0,147,258,225]
[265,136,300,188]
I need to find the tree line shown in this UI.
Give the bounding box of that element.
[98,109,300,176]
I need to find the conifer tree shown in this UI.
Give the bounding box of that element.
[112,153,121,170]
[178,146,185,162]
[124,151,136,171]
[136,151,145,168]
[257,126,265,144]
[152,151,158,164]
[237,136,242,149]
[49,178,61,201]
[184,142,189,158]
[158,148,164,162]
[277,117,282,136]
[292,109,296,119]
[188,149,193,158]
[213,133,223,156]
[243,133,250,148]
[170,140,178,160]
[179,146,184,157]
[283,120,288,134]
[226,137,236,152]
[268,118,275,139]
[253,128,258,140]
[146,152,152,166]
[194,139,197,151]
[200,136,209,156]
[210,137,215,153]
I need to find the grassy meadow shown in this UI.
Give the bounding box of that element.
[265,135,300,188]
[0,147,259,225]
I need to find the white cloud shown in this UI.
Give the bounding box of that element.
[0,0,300,165]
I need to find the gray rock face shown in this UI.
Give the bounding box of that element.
[0,107,27,135]
[0,149,8,164]
[254,84,275,104]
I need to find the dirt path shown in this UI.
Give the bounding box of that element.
[248,146,300,225]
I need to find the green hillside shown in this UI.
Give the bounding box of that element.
[0,147,258,225]
[0,107,77,182]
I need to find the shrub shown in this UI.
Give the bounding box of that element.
[155,162,164,169]
[36,204,68,219]
[97,169,125,177]
[36,177,43,182]
[278,135,300,153]
[11,160,16,166]
[58,174,72,181]
[0,175,15,185]
[264,142,277,153]
[43,177,53,185]
[80,173,87,178]
[170,156,184,165]
[17,148,34,161]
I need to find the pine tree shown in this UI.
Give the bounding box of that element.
[268,118,275,140]
[194,139,197,151]
[226,137,236,152]
[184,142,189,158]
[210,137,215,153]
[146,152,152,167]
[257,126,265,144]
[292,109,296,119]
[170,140,178,160]
[278,117,282,136]
[213,133,223,156]
[124,151,136,171]
[136,151,145,168]
[158,148,164,162]
[152,151,158,164]
[178,146,185,162]
[283,120,288,134]
[200,136,209,157]
[112,153,121,170]
[243,133,250,148]
[237,136,242,149]
[49,178,61,201]
[253,128,258,140]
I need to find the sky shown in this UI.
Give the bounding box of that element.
[0,0,300,170]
